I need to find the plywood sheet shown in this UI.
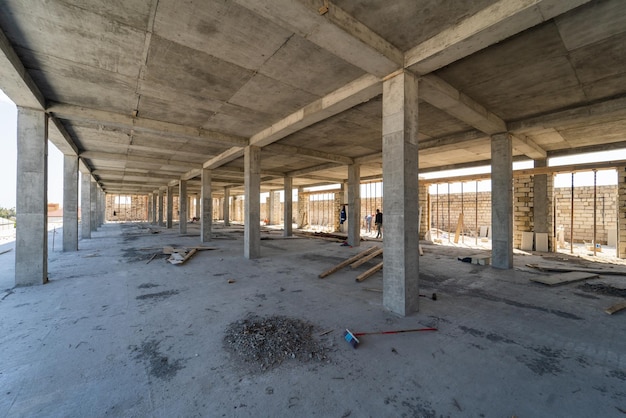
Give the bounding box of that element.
[521,231,534,251]
[530,271,598,286]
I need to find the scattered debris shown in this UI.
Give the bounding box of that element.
[0,248,13,256]
[227,279,236,284]
[223,314,329,372]
[167,248,198,265]
[577,283,626,298]
[146,253,158,264]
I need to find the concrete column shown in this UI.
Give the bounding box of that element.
[244,145,261,259]
[99,189,104,226]
[284,176,293,237]
[491,132,514,269]
[147,193,153,224]
[347,164,361,247]
[617,167,626,258]
[223,188,230,226]
[158,189,164,226]
[90,180,98,231]
[195,194,201,220]
[267,191,274,225]
[179,180,187,234]
[15,107,48,286]
[63,154,79,251]
[80,171,92,239]
[381,70,420,316]
[201,168,212,242]
[166,185,174,229]
[152,191,158,224]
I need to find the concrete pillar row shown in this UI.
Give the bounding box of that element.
[63,154,79,252]
[244,145,261,259]
[15,107,48,286]
[179,180,188,234]
[347,164,361,247]
[223,188,230,227]
[158,189,164,226]
[381,70,420,316]
[491,132,514,269]
[80,171,92,239]
[283,177,293,237]
[201,169,212,242]
[166,185,174,229]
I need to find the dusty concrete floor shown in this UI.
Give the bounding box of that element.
[0,222,625,417]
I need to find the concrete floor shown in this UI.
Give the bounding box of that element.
[0,222,625,417]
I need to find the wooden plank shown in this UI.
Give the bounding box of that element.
[530,271,598,286]
[605,301,626,315]
[355,261,383,282]
[453,213,463,244]
[319,246,378,278]
[526,264,626,276]
[351,248,383,268]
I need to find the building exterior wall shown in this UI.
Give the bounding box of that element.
[106,195,149,221]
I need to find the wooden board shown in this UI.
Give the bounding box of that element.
[453,213,463,244]
[319,246,378,278]
[605,301,626,315]
[521,231,534,251]
[530,271,598,286]
[526,264,626,276]
[355,262,383,282]
[351,248,383,268]
[535,233,549,252]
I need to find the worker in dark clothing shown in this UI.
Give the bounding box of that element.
[375,209,383,239]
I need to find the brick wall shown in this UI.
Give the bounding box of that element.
[429,191,492,234]
[554,184,617,244]
[106,194,149,221]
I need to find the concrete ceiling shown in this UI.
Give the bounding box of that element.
[1,0,625,195]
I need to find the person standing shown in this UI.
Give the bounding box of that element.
[375,209,383,239]
[365,213,372,233]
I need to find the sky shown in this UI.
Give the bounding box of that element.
[0,89,64,209]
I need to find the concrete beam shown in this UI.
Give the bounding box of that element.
[512,134,547,159]
[80,151,201,170]
[420,75,507,134]
[405,0,592,74]
[264,143,353,165]
[0,26,45,109]
[287,162,343,178]
[47,102,248,147]
[234,0,401,76]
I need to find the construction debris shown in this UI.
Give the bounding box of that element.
[355,262,383,282]
[223,314,329,372]
[527,264,626,276]
[167,248,197,265]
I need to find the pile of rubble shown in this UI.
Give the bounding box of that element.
[223,314,329,372]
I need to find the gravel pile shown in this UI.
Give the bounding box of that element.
[223,314,329,372]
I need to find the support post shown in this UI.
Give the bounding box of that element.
[80,171,91,239]
[244,145,261,259]
[15,108,48,285]
[491,132,513,269]
[284,176,293,237]
[347,164,361,247]
[167,185,174,229]
[381,70,420,316]
[158,189,164,226]
[179,180,187,234]
[202,168,212,242]
[223,187,230,227]
[63,154,79,251]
